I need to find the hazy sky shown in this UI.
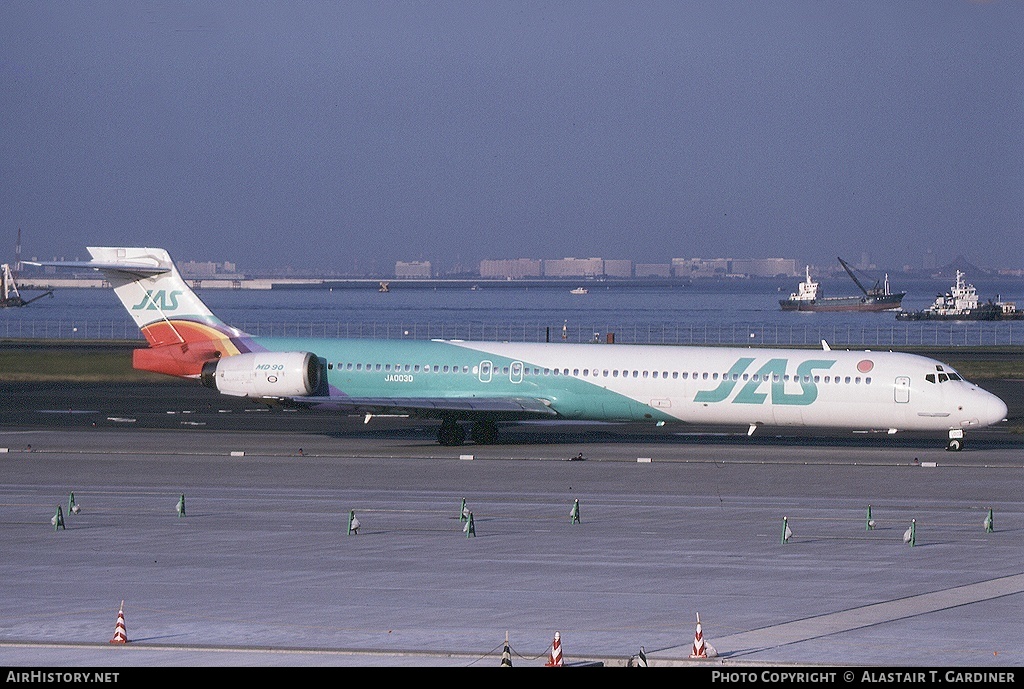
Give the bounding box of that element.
[2,1,1022,274]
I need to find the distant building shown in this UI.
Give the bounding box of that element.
[479,258,543,279]
[671,257,796,278]
[180,260,241,278]
[635,263,671,278]
[543,258,604,277]
[672,258,729,278]
[602,259,633,278]
[728,258,798,277]
[395,261,432,278]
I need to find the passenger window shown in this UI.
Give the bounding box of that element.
[844,376,851,383]
[633,371,639,378]
[865,377,871,384]
[680,372,686,379]
[328,363,333,370]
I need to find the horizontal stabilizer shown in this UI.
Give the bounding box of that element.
[25,261,170,279]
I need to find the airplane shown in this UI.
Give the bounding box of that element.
[33,247,1008,450]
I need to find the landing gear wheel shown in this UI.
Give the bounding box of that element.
[438,419,466,446]
[470,420,499,445]
[946,438,963,452]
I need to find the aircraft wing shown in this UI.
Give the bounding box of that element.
[268,395,558,419]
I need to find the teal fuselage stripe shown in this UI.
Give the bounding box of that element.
[250,337,674,422]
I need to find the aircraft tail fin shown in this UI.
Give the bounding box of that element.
[33,248,253,378]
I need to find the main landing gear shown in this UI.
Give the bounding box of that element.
[437,419,499,446]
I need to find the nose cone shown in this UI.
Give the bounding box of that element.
[977,389,1008,427]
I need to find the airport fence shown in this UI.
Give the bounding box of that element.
[2,318,1023,347]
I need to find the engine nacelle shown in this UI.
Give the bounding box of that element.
[200,351,321,398]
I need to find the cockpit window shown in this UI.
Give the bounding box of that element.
[927,370,965,384]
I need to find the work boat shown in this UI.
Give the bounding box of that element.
[780,257,905,312]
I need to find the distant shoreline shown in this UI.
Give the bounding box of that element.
[13,273,1024,292]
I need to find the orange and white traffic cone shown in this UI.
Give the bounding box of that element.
[690,612,706,658]
[109,601,128,644]
[544,631,563,666]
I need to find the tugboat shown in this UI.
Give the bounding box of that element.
[1,263,53,308]
[895,270,1013,321]
[779,257,905,312]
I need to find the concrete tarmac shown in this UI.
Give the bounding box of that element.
[1,382,1022,669]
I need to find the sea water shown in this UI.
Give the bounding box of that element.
[2,277,1023,347]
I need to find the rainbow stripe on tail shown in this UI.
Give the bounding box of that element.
[84,248,255,377]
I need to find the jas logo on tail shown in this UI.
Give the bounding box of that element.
[131,290,183,311]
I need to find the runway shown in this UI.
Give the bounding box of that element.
[1,382,1022,669]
